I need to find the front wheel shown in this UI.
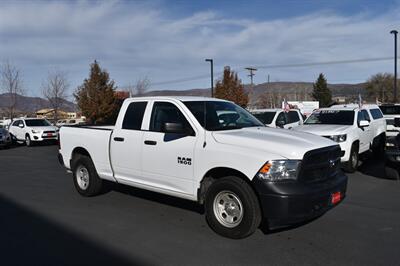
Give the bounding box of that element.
[205,176,261,239]
[72,154,103,197]
[344,144,358,173]
[25,135,32,147]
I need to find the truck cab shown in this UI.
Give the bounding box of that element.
[251,108,304,129]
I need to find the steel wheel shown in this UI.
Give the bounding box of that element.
[76,165,89,190]
[213,191,244,228]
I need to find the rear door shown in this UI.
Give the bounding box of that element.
[141,101,198,196]
[110,101,148,182]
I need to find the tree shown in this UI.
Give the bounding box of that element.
[1,61,23,119]
[42,70,69,122]
[74,61,118,124]
[312,73,332,107]
[365,73,398,103]
[215,66,248,107]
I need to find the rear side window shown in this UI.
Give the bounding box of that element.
[122,102,147,130]
[288,111,300,123]
[275,112,287,125]
[370,108,383,119]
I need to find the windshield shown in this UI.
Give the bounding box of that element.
[252,111,276,124]
[25,119,52,127]
[379,105,400,115]
[305,110,354,125]
[183,101,264,131]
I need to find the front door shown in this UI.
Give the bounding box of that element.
[141,101,197,196]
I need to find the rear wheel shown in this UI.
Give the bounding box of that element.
[205,176,261,239]
[72,154,103,197]
[344,144,358,173]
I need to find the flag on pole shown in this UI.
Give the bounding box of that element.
[358,94,363,108]
[283,98,290,112]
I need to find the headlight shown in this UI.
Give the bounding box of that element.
[31,129,39,133]
[329,134,347,143]
[257,160,301,181]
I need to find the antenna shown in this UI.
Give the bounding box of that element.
[203,101,207,148]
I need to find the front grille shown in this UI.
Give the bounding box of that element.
[44,131,56,134]
[299,145,341,183]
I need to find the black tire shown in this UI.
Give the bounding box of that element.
[25,134,32,147]
[372,134,385,157]
[204,176,261,239]
[385,166,400,180]
[71,154,103,197]
[344,144,359,173]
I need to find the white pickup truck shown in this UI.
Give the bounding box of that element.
[251,109,304,129]
[294,104,386,172]
[59,96,348,239]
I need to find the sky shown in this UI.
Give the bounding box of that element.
[1,0,400,99]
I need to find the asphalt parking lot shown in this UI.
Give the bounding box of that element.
[0,145,400,266]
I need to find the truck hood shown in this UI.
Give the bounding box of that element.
[211,127,336,159]
[293,124,350,136]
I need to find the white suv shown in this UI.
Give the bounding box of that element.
[9,118,59,146]
[294,104,386,172]
[251,109,304,129]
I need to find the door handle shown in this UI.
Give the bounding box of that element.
[113,137,124,142]
[144,140,157,145]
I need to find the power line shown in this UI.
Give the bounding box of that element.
[150,57,398,86]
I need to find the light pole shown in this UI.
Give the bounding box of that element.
[391,30,398,102]
[205,59,214,97]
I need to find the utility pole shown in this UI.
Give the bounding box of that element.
[245,67,257,86]
[245,67,257,107]
[205,59,214,97]
[391,30,398,103]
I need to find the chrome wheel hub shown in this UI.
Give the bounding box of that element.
[213,191,244,228]
[76,165,89,190]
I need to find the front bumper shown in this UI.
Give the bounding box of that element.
[31,132,58,141]
[252,172,348,229]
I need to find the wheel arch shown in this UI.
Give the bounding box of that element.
[197,167,258,205]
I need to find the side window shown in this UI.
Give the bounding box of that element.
[150,102,193,134]
[361,110,371,122]
[288,111,300,123]
[370,108,383,119]
[357,111,366,123]
[122,102,147,130]
[12,120,19,126]
[275,112,287,126]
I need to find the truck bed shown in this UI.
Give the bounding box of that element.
[59,125,115,181]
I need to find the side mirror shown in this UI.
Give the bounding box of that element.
[394,118,400,128]
[359,120,370,128]
[164,122,185,134]
[276,120,285,128]
[18,124,24,128]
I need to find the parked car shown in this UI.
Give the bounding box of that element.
[294,104,386,172]
[59,96,347,239]
[9,118,59,146]
[379,104,400,137]
[0,125,12,148]
[251,109,304,129]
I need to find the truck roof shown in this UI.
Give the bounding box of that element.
[126,96,229,102]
